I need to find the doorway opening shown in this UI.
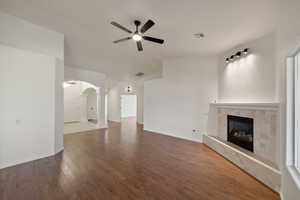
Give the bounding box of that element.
[63,80,101,134]
[121,95,137,121]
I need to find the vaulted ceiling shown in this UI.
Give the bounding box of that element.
[0,0,281,80]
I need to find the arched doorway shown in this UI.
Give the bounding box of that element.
[63,80,101,134]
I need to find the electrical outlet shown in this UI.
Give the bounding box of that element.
[193,129,201,134]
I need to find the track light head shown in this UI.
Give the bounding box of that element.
[230,55,235,61]
[236,51,242,58]
[243,48,249,55]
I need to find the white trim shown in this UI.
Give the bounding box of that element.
[286,57,295,166]
[144,128,203,143]
[211,102,280,111]
[280,192,283,200]
[0,151,54,170]
[97,124,108,129]
[286,54,300,190]
[55,147,64,154]
[295,52,300,172]
[287,166,300,190]
[108,119,121,123]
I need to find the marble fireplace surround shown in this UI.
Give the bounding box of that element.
[203,102,281,192]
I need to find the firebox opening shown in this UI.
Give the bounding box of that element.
[227,115,254,152]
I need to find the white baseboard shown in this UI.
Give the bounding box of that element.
[0,146,65,170]
[100,125,108,129]
[0,151,54,170]
[280,192,283,200]
[55,147,64,154]
[144,128,202,143]
[108,119,121,123]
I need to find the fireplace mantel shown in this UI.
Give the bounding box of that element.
[211,102,280,111]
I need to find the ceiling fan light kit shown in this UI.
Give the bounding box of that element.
[132,34,142,41]
[111,19,164,52]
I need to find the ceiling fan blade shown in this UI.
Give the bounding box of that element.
[136,41,143,51]
[113,37,132,43]
[140,20,155,33]
[111,21,133,33]
[143,36,164,44]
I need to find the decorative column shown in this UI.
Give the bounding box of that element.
[80,93,88,122]
[96,87,107,128]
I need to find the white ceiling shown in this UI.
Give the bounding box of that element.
[0,0,280,80]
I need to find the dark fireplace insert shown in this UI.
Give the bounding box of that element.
[227,115,254,152]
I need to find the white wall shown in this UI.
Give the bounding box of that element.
[137,84,144,124]
[64,83,82,122]
[54,59,64,154]
[0,12,64,169]
[121,95,137,118]
[108,86,121,122]
[218,33,277,103]
[0,45,57,168]
[0,11,64,60]
[144,57,218,142]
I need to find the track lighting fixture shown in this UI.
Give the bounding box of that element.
[225,48,250,64]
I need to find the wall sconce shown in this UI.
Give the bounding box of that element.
[225,48,250,64]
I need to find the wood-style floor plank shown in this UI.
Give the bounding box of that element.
[0,118,280,200]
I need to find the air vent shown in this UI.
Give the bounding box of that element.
[194,33,205,38]
[136,72,145,77]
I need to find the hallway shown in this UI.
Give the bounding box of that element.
[0,118,279,200]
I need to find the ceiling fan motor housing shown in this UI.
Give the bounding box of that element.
[134,20,141,27]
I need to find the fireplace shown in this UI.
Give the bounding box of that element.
[227,115,254,152]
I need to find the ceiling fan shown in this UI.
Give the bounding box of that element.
[111,19,164,51]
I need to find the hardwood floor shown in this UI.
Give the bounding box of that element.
[0,118,280,200]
